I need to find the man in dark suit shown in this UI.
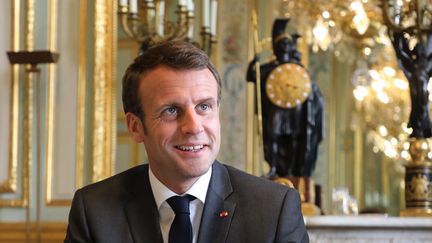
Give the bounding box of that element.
[65,40,309,243]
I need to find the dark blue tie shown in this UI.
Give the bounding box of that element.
[167,195,195,243]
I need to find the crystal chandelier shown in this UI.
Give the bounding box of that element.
[118,0,218,55]
[352,44,414,160]
[282,0,383,53]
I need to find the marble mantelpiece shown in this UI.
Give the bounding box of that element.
[305,215,432,243]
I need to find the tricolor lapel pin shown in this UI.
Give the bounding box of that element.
[219,211,229,218]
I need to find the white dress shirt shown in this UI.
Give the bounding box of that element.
[149,166,212,243]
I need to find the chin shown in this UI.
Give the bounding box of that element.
[185,160,213,176]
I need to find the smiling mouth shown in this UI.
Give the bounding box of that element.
[175,145,205,152]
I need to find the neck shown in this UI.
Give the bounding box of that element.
[151,167,198,195]
[166,179,198,195]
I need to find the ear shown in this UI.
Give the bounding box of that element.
[126,112,145,142]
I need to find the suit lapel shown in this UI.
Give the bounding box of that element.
[124,165,163,243]
[197,161,235,243]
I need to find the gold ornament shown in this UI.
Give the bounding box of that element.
[265,63,312,109]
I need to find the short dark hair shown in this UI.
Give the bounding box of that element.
[122,40,222,119]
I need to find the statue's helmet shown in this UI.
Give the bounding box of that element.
[272,18,301,46]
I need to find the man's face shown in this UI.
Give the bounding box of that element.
[134,66,220,191]
[274,38,294,61]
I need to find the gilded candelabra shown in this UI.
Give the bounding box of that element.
[118,0,217,55]
[381,0,432,216]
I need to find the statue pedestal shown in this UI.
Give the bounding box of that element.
[273,176,321,216]
[301,202,321,216]
[401,139,432,217]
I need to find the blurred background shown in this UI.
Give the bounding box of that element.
[0,0,431,241]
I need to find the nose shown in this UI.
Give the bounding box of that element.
[180,108,204,135]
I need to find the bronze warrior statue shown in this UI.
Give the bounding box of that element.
[246,18,324,178]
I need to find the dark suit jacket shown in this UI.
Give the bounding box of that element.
[65,161,309,243]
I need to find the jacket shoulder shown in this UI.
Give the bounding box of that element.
[77,164,148,200]
[222,163,293,196]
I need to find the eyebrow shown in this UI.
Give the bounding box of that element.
[155,97,217,112]
[196,97,217,105]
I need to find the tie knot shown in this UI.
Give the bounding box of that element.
[167,195,195,214]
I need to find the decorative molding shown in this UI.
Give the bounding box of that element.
[45,0,60,206]
[0,0,30,208]
[21,0,34,209]
[75,0,87,191]
[13,67,33,209]
[306,216,432,243]
[0,222,66,242]
[117,132,141,168]
[45,0,86,207]
[327,55,338,210]
[353,101,364,207]
[92,0,116,182]
[0,0,20,194]
[117,111,126,121]
[25,0,34,51]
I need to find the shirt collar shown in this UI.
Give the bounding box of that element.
[149,165,212,209]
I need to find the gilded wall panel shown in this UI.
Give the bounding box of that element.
[0,222,66,242]
[0,0,29,208]
[92,0,116,182]
[116,132,142,173]
[0,0,16,192]
[45,0,84,206]
[46,0,116,205]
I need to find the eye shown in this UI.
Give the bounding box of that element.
[163,106,178,116]
[198,103,210,111]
